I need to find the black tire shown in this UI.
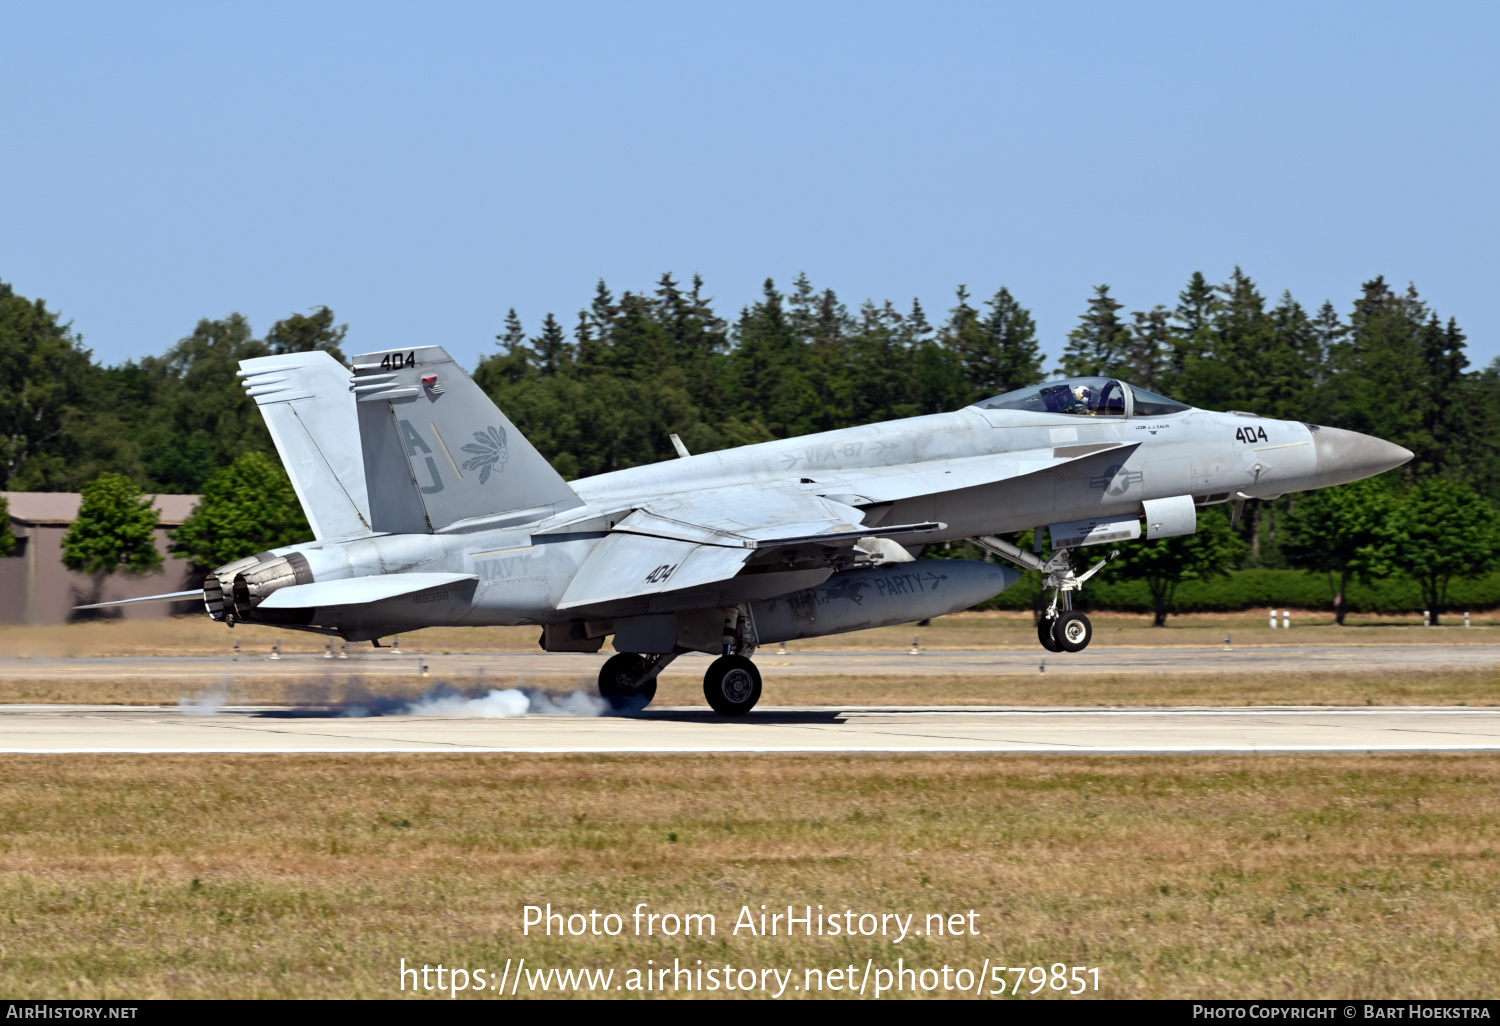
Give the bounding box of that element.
[703,655,762,716]
[1054,610,1093,653]
[1038,615,1063,652]
[597,652,657,712]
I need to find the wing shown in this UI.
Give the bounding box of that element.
[552,487,940,611]
[552,441,1135,612]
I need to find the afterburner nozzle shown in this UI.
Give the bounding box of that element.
[1311,426,1413,488]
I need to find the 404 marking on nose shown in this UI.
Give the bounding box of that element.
[1235,426,1269,443]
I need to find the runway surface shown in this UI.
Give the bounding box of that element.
[1,644,1496,681]
[3,704,1499,754]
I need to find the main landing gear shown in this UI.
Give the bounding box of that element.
[974,535,1117,655]
[597,652,676,712]
[597,648,764,717]
[703,654,762,716]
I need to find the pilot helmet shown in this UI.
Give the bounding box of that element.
[1072,384,1093,404]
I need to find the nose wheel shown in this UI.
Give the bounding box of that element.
[1038,614,1063,652]
[970,536,1113,656]
[1052,610,1093,652]
[1038,608,1093,653]
[704,655,762,716]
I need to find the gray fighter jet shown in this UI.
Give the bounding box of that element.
[91,348,1410,715]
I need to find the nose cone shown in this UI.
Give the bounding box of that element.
[1312,426,1413,488]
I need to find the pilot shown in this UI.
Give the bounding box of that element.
[1072,384,1095,414]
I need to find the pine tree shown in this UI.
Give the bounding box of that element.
[1059,285,1131,378]
[532,314,572,377]
[498,308,527,351]
[1418,315,1474,474]
[1324,277,1432,471]
[473,308,534,390]
[1260,292,1324,422]
[655,272,728,412]
[794,278,854,432]
[605,290,674,379]
[1126,306,1171,391]
[1166,271,1220,387]
[953,286,1043,402]
[730,279,818,438]
[908,297,967,414]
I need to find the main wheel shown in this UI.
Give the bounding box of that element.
[1038,614,1063,653]
[597,652,657,712]
[1053,610,1093,653]
[703,655,762,716]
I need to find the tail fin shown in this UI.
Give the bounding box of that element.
[238,351,372,540]
[350,345,583,532]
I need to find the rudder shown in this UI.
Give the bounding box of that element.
[350,345,583,532]
[238,351,372,540]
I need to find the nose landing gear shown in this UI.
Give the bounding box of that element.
[974,535,1117,655]
[1052,610,1093,653]
[1038,613,1063,652]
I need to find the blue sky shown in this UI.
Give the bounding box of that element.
[3,1,1496,373]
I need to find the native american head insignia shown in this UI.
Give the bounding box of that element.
[461,426,510,484]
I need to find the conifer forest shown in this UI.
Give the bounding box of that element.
[4,269,1498,616]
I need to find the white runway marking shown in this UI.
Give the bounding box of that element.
[2,705,1499,754]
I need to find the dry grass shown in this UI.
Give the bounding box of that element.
[0,753,1496,999]
[1,667,1495,709]
[5,610,1496,659]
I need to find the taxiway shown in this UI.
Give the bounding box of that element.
[2,704,1498,754]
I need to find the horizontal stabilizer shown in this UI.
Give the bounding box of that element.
[74,590,201,611]
[258,573,478,609]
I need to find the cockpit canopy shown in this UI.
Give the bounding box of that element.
[977,377,1191,417]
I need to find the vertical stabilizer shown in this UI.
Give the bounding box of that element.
[350,346,583,532]
[238,352,372,540]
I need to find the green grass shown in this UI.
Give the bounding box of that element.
[0,753,1497,998]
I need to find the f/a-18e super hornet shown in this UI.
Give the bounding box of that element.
[91,349,1411,715]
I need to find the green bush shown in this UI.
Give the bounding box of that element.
[974,567,1500,614]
